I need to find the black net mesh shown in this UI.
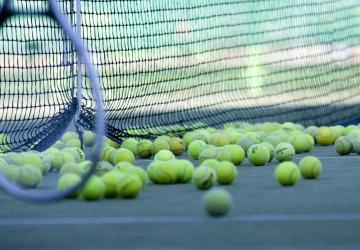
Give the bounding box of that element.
[1,0,360,150]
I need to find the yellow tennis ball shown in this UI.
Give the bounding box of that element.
[260,142,274,162]
[151,139,170,155]
[83,130,95,147]
[101,146,116,162]
[116,173,142,198]
[192,165,217,190]
[17,164,42,188]
[168,137,185,156]
[59,162,84,176]
[287,135,307,154]
[57,173,81,198]
[209,133,230,147]
[298,156,322,179]
[154,150,175,161]
[204,188,233,217]
[1,152,23,166]
[223,144,245,165]
[81,175,105,201]
[303,134,315,152]
[61,132,78,143]
[114,161,134,173]
[198,146,217,162]
[125,166,149,188]
[247,144,270,166]
[95,161,114,176]
[174,160,194,183]
[137,140,153,158]
[111,148,135,165]
[200,159,221,171]
[274,162,301,186]
[121,138,138,156]
[315,127,336,145]
[147,160,161,183]
[188,140,207,160]
[101,171,124,198]
[215,161,238,185]
[21,152,48,174]
[334,136,352,155]
[65,138,81,149]
[216,147,232,162]
[274,142,295,162]
[154,161,177,184]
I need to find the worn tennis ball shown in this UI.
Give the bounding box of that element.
[66,138,81,149]
[151,139,170,155]
[303,134,315,152]
[287,135,307,154]
[83,130,95,147]
[154,150,175,161]
[81,175,105,201]
[62,148,83,163]
[226,132,243,144]
[334,136,353,155]
[21,152,47,174]
[260,142,275,162]
[116,173,143,198]
[121,138,138,156]
[114,161,134,173]
[315,127,336,145]
[59,162,84,176]
[57,173,82,198]
[101,146,116,162]
[174,160,194,183]
[125,166,148,188]
[154,161,177,184]
[204,188,233,217]
[298,156,322,179]
[216,147,232,162]
[274,162,301,186]
[237,134,258,153]
[95,161,113,176]
[147,160,161,183]
[305,126,319,138]
[223,144,245,165]
[192,165,217,190]
[209,133,230,147]
[137,140,153,158]
[168,137,185,156]
[183,132,194,149]
[247,144,270,166]
[61,132,79,143]
[200,159,221,171]
[215,161,238,185]
[275,142,296,162]
[188,140,207,160]
[17,165,42,188]
[111,148,135,165]
[79,160,92,172]
[1,152,23,166]
[101,171,124,198]
[262,135,281,147]
[198,146,218,162]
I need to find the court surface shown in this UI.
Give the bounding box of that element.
[0,146,360,249]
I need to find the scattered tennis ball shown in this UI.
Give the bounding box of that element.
[151,139,170,155]
[216,147,232,162]
[121,138,138,156]
[81,175,105,201]
[274,162,301,186]
[183,131,194,149]
[79,160,92,172]
[83,130,95,147]
[237,135,256,153]
[17,165,43,188]
[260,142,275,162]
[274,142,295,162]
[95,161,113,176]
[101,171,124,198]
[200,159,221,171]
[111,148,135,165]
[62,148,82,163]
[174,160,194,183]
[137,140,153,158]
[334,136,352,155]
[303,134,315,152]
[116,173,143,198]
[57,173,81,198]
[305,126,319,138]
[215,161,238,185]
[126,166,149,188]
[198,146,218,162]
[101,146,116,162]
[315,127,336,145]
[21,152,46,173]
[59,162,84,176]
[204,188,232,217]
[168,137,185,156]
[188,140,207,160]
[147,160,161,183]
[247,144,270,166]
[262,135,281,147]
[154,161,177,184]
[0,163,20,182]
[227,132,243,144]
[1,152,23,166]
[192,165,217,190]
[223,144,245,165]
[66,138,81,149]
[114,161,134,173]
[157,135,171,143]
[61,132,79,143]
[288,135,307,154]
[154,150,175,161]
[298,156,322,179]
[209,133,230,147]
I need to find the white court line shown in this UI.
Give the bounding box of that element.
[1,214,360,226]
[293,156,360,159]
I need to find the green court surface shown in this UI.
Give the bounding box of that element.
[0,146,360,249]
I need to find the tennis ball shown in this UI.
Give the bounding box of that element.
[298,156,322,179]
[151,139,169,155]
[275,142,295,162]
[147,160,161,183]
[17,165,43,188]
[57,173,81,198]
[1,152,23,165]
[137,140,153,158]
[188,140,207,160]
[209,133,230,147]
[198,146,218,162]
[83,130,95,147]
[111,148,135,165]
[349,136,360,154]
[287,135,307,154]
[126,166,148,188]
[303,134,315,152]
[61,132,78,143]
[53,141,66,150]
[114,161,134,173]
[315,127,336,145]
[274,162,301,186]
[121,138,138,156]
[215,161,238,185]
[227,132,244,144]
[0,159,15,180]
[223,144,245,165]
[0,163,20,182]
[183,131,194,149]
[154,150,175,161]
[61,148,83,163]
[344,125,359,135]
[79,160,92,172]
[101,146,116,162]
[66,138,81,149]
[192,165,217,190]
[237,135,257,153]
[101,171,124,198]
[95,161,113,176]
[204,188,232,216]
[116,173,143,198]
[260,142,275,162]
[81,175,105,201]
[262,135,281,147]
[334,136,352,155]
[216,147,232,162]
[247,144,270,166]
[200,159,221,171]
[59,162,84,176]
[21,152,46,173]
[168,137,185,156]
[174,160,194,183]
[154,161,177,184]
[305,126,319,138]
